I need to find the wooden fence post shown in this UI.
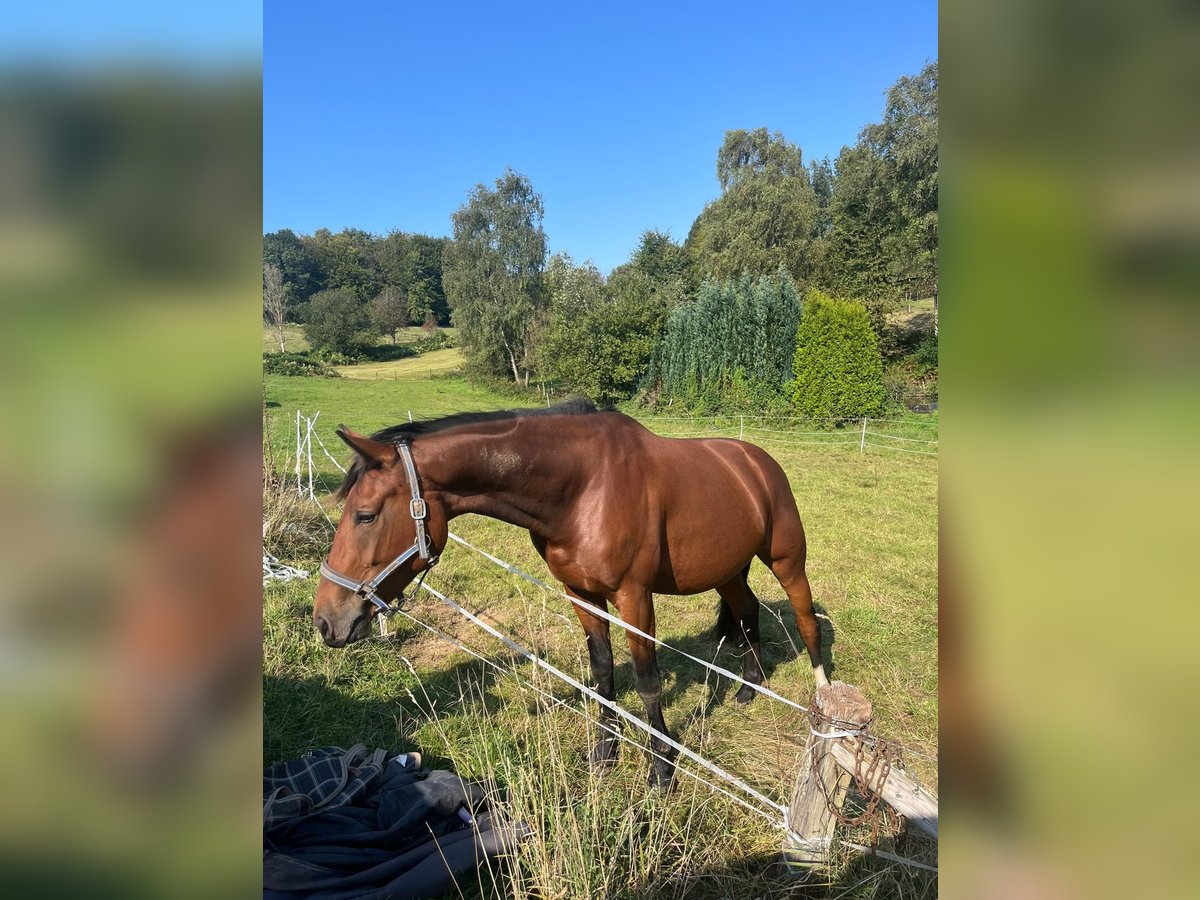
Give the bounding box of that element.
[782,681,872,873]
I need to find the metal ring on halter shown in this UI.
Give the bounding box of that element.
[318,441,438,616]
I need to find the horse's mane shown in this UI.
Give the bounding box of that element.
[335,398,600,500]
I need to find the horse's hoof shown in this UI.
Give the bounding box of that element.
[734,684,758,705]
[647,765,676,793]
[588,740,619,774]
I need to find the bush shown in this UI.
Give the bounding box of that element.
[310,346,362,366]
[791,290,886,421]
[263,352,340,378]
[303,287,373,356]
[914,331,938,373]
[409,330,454,354]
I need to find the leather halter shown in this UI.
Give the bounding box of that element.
[318,441,438,616]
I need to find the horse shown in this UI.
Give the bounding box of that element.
[314,400,828,789]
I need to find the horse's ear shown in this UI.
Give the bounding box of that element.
[336,426,393,465]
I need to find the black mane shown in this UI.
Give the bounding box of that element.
[335,398,600,500]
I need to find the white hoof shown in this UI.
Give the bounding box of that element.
[814,664,830,688]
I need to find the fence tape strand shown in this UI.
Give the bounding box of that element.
[446,532,810,714]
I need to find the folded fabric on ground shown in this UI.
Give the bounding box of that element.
[264,744,530,900]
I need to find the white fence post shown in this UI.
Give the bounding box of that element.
[740,415,745,441]
[859,417,867,453]
[295,410,302,496]
[304,414,318,500]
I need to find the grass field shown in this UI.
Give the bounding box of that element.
[335,347,465,380]
[888,297,936,334]
[263,370,938,898]
[263,324,457,355]
[263,323,310,353]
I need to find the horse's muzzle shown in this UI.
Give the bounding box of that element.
[316,610,374,648]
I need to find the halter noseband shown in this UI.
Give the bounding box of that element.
[318,441,439,616]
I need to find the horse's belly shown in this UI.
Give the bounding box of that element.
[651,517,762,594]
[651,452,769,593]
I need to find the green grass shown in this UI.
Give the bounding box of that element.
[264,373,938,898]
[888,297,936,335]
[335,347,465,380]
[264,373,512,479]
[264,324,457,355]
[263,323,310,353]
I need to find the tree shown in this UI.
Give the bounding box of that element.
[716,128,805,191]
[264,228,324,313]
[791,290,885,420]
[866,59,938,300]
[653,272,801,399]
[302,287,372,357]
[443,169,547,383]
[630,229,691,285]
[818,143,897,330]
[818,61,938,330]
[537,254,665,405]
[303,228,381,300]
[369,287,409,344]
[376,231,452,325]
[263,263,288,352]
[687,129,820,284]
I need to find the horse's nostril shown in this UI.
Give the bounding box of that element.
[315,616,331,640]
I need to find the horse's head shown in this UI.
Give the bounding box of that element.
[314,427,443,647]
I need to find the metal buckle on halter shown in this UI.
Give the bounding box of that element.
[364,590,395,616]
[409,497,427,520]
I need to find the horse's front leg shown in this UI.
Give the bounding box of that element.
[615,587,677,791]
[566,586,620,772]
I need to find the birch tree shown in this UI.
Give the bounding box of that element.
[263,263,288,352]
[443,169,547,383]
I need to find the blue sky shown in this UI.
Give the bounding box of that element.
[265,1,937,274]
[0,3,260,65]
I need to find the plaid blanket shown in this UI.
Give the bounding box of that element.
[263,744,390,831]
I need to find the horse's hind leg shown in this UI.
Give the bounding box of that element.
[715,570,765,705]
[764,526,829,688]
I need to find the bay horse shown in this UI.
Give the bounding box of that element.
[314,400,828,788]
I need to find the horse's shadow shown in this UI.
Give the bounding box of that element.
[266,596,835,768]
[264,652,522,770]
[607,596,837,713]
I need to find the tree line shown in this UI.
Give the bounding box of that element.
[265,61,936,414]
[263,227,452,331]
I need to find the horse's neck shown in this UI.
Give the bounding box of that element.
[418,425,579,537]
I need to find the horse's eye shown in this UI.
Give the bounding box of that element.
[355,512,377,525]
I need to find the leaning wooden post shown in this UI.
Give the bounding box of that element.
[783,681,873,873]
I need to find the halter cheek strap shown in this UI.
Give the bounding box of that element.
[319,441,439,616]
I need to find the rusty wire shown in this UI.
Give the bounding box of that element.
[807,704,904,845]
